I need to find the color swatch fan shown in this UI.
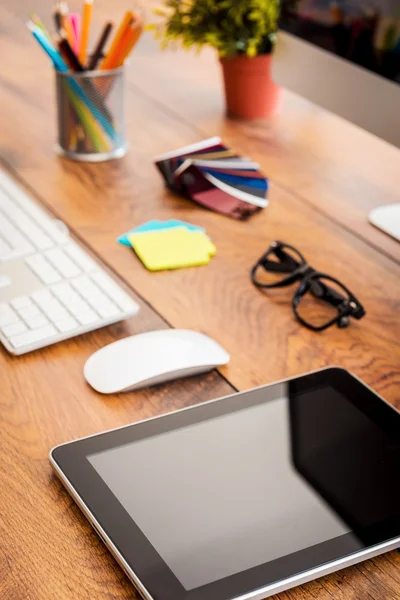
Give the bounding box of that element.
[154,137,269,221]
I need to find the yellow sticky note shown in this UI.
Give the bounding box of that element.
[189,231,217,257]
[128,227,211,271]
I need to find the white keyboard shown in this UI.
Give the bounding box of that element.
[0,171,139,355]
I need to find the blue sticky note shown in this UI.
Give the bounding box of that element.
[165,220,205,232]
[117,219,205,246]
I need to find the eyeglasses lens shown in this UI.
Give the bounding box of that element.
[254,244,304,286]
[296,276,350,328]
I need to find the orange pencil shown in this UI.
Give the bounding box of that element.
[100,10,135,70]
[114,22,143,67]
[60,2,75,48]
[108,19,134,66]
[79,0,93,63]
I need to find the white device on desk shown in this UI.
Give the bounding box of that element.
[368,204,400,242]
[50,368,400,600]
[0,170,139,355]
[84,329,230,393]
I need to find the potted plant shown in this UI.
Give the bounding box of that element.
[151,0,281,119]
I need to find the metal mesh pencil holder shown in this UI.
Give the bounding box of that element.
[55,66,128,162]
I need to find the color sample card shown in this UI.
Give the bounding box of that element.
[154,138,269,221]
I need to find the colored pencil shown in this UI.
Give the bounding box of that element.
[79,0,93,64]
[28,2,145,156]
[87,21,113,70]
[70,13,81,55]
[27,22,117,141]
[64,82,110,152]
[99,10,134,70]
[114,22,143,68]
[29,11,52,41]
[60,2,75,48]
[58,32,114,123]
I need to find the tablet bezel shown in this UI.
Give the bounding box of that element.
[50,367,400,600]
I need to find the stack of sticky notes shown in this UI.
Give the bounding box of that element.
[117,220,216,271]
[154,137,269,221]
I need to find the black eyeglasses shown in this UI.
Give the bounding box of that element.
[251,241,365,331]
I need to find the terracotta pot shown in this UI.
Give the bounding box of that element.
[220,54,280,120]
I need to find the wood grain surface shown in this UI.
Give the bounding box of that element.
[1,3,400,600]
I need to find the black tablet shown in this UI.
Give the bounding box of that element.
[50,367,400,600]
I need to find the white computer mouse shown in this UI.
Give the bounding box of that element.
[84,329,230,394]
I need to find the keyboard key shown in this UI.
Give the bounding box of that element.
[8,324,57,349]
[44,305,70,323]
[75,310,99,326]
[0,274,11,289]
[24,315,49,330]
[51,282,77,300]
[90,272,118,294]
[0,212,15,234]
[26,255,61,284]
[0,237,11,254]
[31,289,53,306]
[57,290,81,306]
[5,229,29,249]
[86,293,110,312]
[0,177,63,243]
[32,294,67,321]
[0,244,34,262]
[0,304,19,327]
[23,222,53,250]
[67,300,91,316]
[54,317,78,333]
[37,267,62,285]
[11,296,33,310]
[64,243,97,272]
[111,291,137,312]
[71,276,100,297]
[0,213,34,259]
[90,272,137,312]
[17,305,41,319]
[96,302,120,319]
[2,321,27,337]
[44,248,81,278]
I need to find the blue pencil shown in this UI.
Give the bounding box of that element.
[26,21,118,142]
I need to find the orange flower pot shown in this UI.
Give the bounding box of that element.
[220,54,280,120]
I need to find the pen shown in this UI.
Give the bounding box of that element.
[53,3,63,33]
[58,32,85,71]
[88,21,113,70]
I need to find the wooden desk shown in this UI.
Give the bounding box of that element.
[1,3,399,599]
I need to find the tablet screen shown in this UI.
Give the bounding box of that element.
[88,381,399,591]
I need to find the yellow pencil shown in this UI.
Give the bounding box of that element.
[79,0,93,64]
[100,10,134,70]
